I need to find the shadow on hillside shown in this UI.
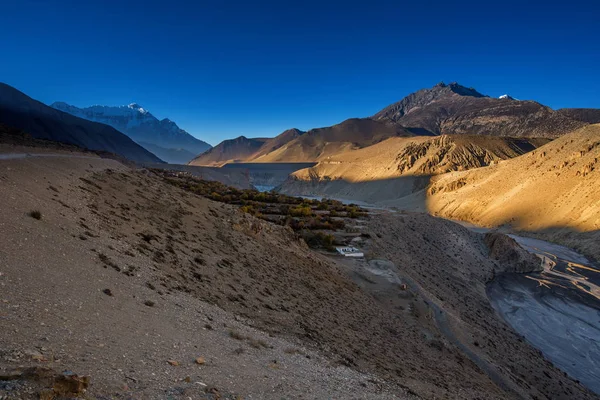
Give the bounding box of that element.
[502,224,600,264]
[280,173,600,263]
[279,174,432,211]
[142,162,253,189]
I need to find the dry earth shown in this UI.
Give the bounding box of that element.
[0,149,596,399]
[279,125,600,261]
[279,134,546,207]
[426,124,600,260]
[362,213,596,399]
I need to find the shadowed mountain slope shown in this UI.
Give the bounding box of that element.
[425,124,600,258]
[278,134,548,202]
[189,136,270,166]
[0,83,162,163]
[137,141,197,165]
[51,101,211,163]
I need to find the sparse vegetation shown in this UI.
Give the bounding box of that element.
[248,338,269,349]
[228,329,246,340]
[300,231,336,251]
[28,210,42,220]
[152,169,369,250]
[98,253,120,272]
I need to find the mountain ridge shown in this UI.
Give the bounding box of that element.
[197,82,596,166]
[0,83,163,163]
[51,101,211,163]
[373,82,587,138]
[190,118,412,166]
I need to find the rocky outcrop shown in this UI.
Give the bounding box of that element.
[395,135,546,175]
[484,232,543,276]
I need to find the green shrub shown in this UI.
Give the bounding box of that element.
[301,231,335,250]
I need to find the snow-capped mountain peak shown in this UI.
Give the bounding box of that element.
[127,103,149,114]
[499,94,517,100]
[50,101,211,163]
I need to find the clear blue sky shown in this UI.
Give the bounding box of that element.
[1,0,598,145]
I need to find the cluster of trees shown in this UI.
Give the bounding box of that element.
[155,170,367,249]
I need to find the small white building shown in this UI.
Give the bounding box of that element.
[335,246,364,258]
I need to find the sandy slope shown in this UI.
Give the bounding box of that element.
[279,134,546,205]
[426,124,600,259]
[0,153,414,399]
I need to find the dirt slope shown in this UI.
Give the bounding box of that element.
[426,124,600,259]
[2,149,594,398]
[0,153,414,399]
[558,108,600,124]
[363,213,595,400]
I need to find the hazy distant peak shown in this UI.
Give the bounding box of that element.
[51,101,211,161]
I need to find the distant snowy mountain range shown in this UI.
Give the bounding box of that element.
[51,102,211,164]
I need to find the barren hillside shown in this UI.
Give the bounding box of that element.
[426,124,600,259]
[279,135,547,205]
[373,82,587,138]
[189,136,270,166]
[1,147,593,399]
[192,119,411,166]
[558,108,600,124]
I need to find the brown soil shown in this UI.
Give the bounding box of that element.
[0,151,596,399]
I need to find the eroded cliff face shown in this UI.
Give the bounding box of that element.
[394,135,546,175]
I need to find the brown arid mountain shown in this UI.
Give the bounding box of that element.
[373,82,587,138]
[253,118,412,162]
[251,128,305,159]
[1,139,595,399]
[192,82,595,167]
[425,123,600,260]
[190,129,306,166]
[279,134,548,205]
[0,83,163,164]
[189,136,270,166]
[190,118,411,166]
